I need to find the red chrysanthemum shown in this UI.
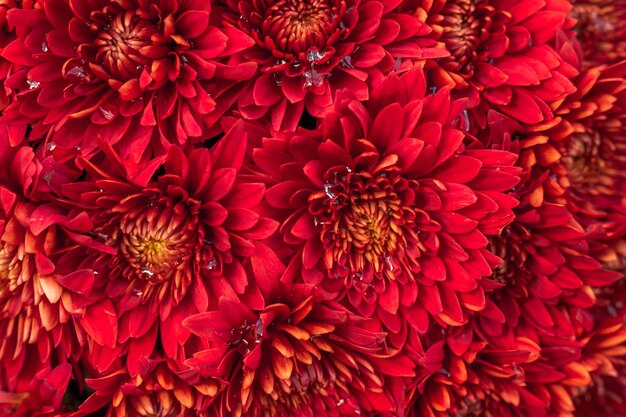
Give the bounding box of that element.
[247,69,520,341]
[408,323,543,417]
[572,279,626,417]
[74,359,221,417]
[59,121,277,371]
[0,127,95,392]
[0,1,36,111]
[184,284,415,417]
[217,0,445,130]
[571,0,626,68]
[0,0,256,162]
[419,0,578,126]
[483,61,626,272]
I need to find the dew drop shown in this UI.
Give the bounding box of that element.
[430,86,438,94]
[64,60,88,83]
[462,109,470,131]
[307,49,325,62]
[384,255,394,272]
[99,106,114,121]
[206,257,217,270]
[340,56,354,69]
[41,40,49,52]
[351,272,368,292]
[43,171,54,185]
[46,142,56,151]
[303,68,324,88]
[96,232,108,241]
[439,368,452,377]
[140,268,154,279]
[27,79,41,90]
[133,288,143,297]
[324,183,335,199]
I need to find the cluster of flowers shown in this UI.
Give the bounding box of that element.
[0,0,625,416]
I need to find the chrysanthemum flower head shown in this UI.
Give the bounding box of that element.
[59,120,278,371]
[74,358,221,417]
[0,0,256,161]
[248,69,520,340]
[421,0,579,126]
[218,0,445,130]
[0,127,94,391]
[184,282,415,417]
[571,0,626,68]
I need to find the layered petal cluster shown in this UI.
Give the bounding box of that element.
[58,121,277,369]
[248,70,520,340]
[184,285,415,417]
[217,0,445,130]
[0,0,256,161]
[571,0,626,68]
[75,359,221,417]
[487,60,626,271]
[0,1,35,111]
[419,0,578,125]
[0,127,92,392]
[409,324,540,417]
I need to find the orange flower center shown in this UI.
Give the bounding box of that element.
[264,0,335,55]
[115,199,199,284]
[95,11,158,79]
[310,169,419,292]
[562,132,609,191]
[435,0,494,80]
[572,3,616,43]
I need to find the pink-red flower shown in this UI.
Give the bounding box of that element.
[571,0,626,68]
[59,121,277,371]
[0,0,256,162]
[420,0,578,126]
[247,69,520,340]
[74,359,221,417]
[217,0,445,130]
[0,127,92,392]
[184,284,415,417]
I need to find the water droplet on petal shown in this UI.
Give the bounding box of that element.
[27,79,41,90]
[41,40,49,53]
[340,56,354,68]
[393,57,402,71]
[206,257,217,270]
[46,142,56,151]
[303,68,324,88]
[307,49,325,62]
[140,268,154,279]
[324,183,335,199]
[462,109,470,131]
[64,60,88,83]
[99,106,114,120]
[384,255,394,272]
